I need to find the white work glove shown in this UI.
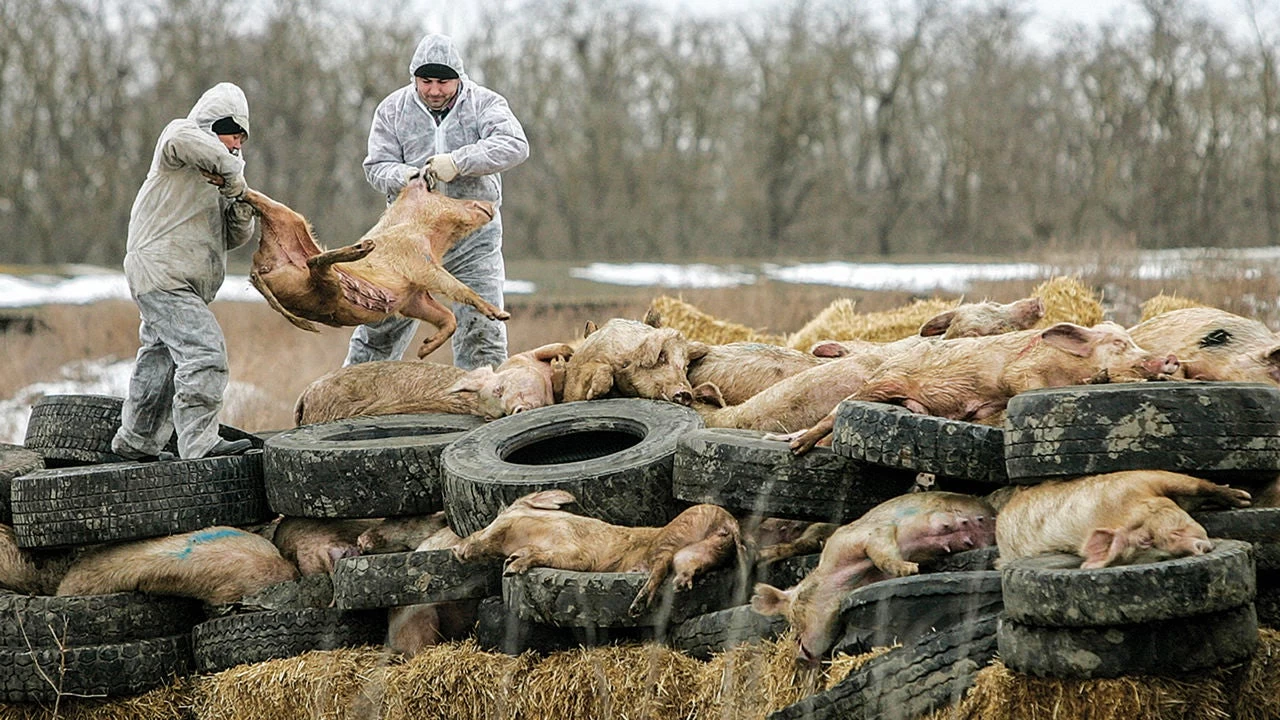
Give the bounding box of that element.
[218,173,247,200]
[425,153,459,183]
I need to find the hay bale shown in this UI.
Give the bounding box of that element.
[645,296,784,346]
[1031,276,1105,328]
[381,638,535,720]
[688,630,824,720]
[515,643,701,720]
[786,298,958,349]
[823,645,893,690]
[0,679,198,720]
[1140,293,1210,323]
[1229,627,1280,720]
[193,645,394,720]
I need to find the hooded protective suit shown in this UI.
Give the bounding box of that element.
[347,34,529,370]
[112,82,256,460]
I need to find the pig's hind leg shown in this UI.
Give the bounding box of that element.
[418,266,511,322]
[400,292,458,359]
[1153,473,1252,510]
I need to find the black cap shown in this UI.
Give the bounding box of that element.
[414,63,459,80]
[212,117,246,136]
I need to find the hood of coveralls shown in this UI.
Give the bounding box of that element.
[188,82,251,139]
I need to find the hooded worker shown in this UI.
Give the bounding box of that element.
[348,33,529,370]
[111,82,257,461]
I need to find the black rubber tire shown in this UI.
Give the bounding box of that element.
[473,595,649,655]
[0,633,192,703]
[926,546,1000,573]
[0,591,204,648]
[670,604,788,660]
[673,428,917,523]
[9,450,270,548]
[0,443,43,525]
[1001,539,1255,626]
[755,553,822,591]
[1257,582,1280,629]
[331,550,503,610]
[1193,508,1280,573]
[191,608,386,674]
[223,573,336,613]
[503,564,743,630]
[441,399,703,537]
[770,613,999,720]
[997,603,1258,679]
[1004,382,1280,481]
[833,571,1004,656]
[831,401,1009,485]
[263,413,483,518]
[22,394,263,467]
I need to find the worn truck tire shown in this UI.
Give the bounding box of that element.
[22,394,263,467]
[0,443,42,524]
[442,399,703,537]
[331,549,503,610]
[998,603,1258,679]
[1004,382,1280,482]
[503,564,743,630]
[263,413,483,518]
[0,633,192,703]
[671,604,788,660]
[191,608,385,674]
[926,546,1000,573]
[673,428,916,523]
[10,451,270,548]
[833,571,1004,656]
[832,401,1009,485]
[474,595,649,655]
[1194,507,1280,575]
[769,613,999,720]
[1001,540,1255,627]
[0,591,203,648]
[218,573,336,614]
[755,553,822,590]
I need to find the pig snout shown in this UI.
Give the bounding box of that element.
[796,639,821,666]
[1147,354,1180,376]
[670,388,693,406]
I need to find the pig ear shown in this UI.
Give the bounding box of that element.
[521,489,576,510]
[919,310,957,337]
[446,366,495,394]
[583,363,614,400]
[750,583,794,617]
[531,343,575,362]
[692,381,726,408]
[583,320,598,337]
[810,341,848,358]
[687,341,710,361]
[632,332,668,368]
[643,306,663,328]
[1079,528,1130,569]
[1040,323,1096,358]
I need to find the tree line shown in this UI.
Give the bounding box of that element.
[1,0,1277,267]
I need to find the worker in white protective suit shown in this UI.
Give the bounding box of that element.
[111,82,257,461]
[346,33,529,370]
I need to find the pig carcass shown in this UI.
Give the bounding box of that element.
[687,343,828,406]
[356,512,457,555]
[241,171,508,359]
[1129,307,1280,385]
[804,296,1045,357]
[294,361,470,425]
[751,491,996,663]
[780,322,1180,454]
[1,524,74,595]
[446,342,574,419]
[995,470,1251,569]
[56,527,299,604]
[562,318,708,405]
[273,517,381,576]
[453,489,744,616]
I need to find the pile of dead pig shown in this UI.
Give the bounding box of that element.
[4,276,1280,719]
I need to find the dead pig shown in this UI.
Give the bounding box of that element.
[751,491,996,663]
[562,318,707,405]
[0,524,74,595]
[995,470,1251,568]
[356,511,457,554]
[687,343,828,406]
[446,342,574,419]
[1129,307,1280,384]
[57,527,299,604]
[781,322,1180,454]
[294,361,470,425]
[920,297,1045,339]
[453,489,744,616]
[241,171,508,359]
[273,517,381,576]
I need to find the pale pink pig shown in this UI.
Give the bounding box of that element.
[751,491,996,663]
[687,343,828,406]
[56,526,299,604]
[995,470,1251,568]
[294,361,472,425]
[273,517,380,576]
[781,322,1180,454]
[0,524,74,595]
[447,342,574,419]
[356,511,455,554]
[1129,307,1280,385]
[380,519,474,657]
[562,318,708,405]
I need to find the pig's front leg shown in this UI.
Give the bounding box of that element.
[306,240,377,269]
[787,412,837,455]
[630,564,672,617]
[863,526,919,577]
[1157,474,1252,510]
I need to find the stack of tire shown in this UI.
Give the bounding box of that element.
[996,381,1280,678]
[2,394,272,699]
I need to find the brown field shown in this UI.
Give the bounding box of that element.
[2,255,1278,434]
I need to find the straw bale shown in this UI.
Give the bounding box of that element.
[1031,275,1105,328]
[786,298,958,349]
[645,296,784,346]
[1139,293,1210,323]
[379,638,534,720]
[1227,628,1280,720]
[688,631,824,720]
[823,645,893,689]
[513,642,701,720]
[192,645,395,720]
[0,679,198,720]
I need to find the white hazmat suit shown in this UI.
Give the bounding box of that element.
[111,82,256,460]
[346,34,529,370]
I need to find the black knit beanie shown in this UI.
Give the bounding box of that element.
[212,117,246,136]
[414,63,459,80]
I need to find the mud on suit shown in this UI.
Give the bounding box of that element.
[346,33,529,371]
[111,83,255,460]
